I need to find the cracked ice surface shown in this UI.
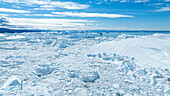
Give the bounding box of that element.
[0,32,170,96]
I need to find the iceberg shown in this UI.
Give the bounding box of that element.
[78,71,100,83]
[33,64,55,76]
[0,76,22,93]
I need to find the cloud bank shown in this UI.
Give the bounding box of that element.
[0,8,30,13]
[0,17,93,30]
[52,12,133,18]
[0,0,90,9]
[155,7,170,12]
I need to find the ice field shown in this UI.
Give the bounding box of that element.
[0,31,170,96]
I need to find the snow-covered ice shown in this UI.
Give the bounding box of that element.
[6,36,25,40]
[0,31,170,96]
[0,34,5,37]
[0,76,22,93]
[88,34,170,69]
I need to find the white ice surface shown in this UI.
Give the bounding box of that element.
[0,33,5,37]
[88,34,170,69]
[6,36,25,39]
[0,32,170,96]
[0,76,21,93]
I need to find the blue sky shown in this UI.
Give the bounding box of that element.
[0,0,170,30]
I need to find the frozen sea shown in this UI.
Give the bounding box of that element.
[0,30,170,96]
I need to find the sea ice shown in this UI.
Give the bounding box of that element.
[0,76,21,93]
[33,64,55,76]
[87,54,97,58]
[68,70,79,78]
[0,32,169,96]
[165,89,170,94]
[0,60,24,67]
[78,71,100,83]
[116,34,136,40]
[88,34,170,69]
[6,36,25,40]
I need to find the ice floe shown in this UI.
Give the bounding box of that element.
[33,64,55,76]
[0,76,22,93]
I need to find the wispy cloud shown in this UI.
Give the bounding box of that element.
[33,8,55,10]
[0,0,90,9]
[155,7,170,12]
[164,0,170,2]
[0,8,30,13]
[134,0,150,3]
[52,12,133,18]
[40,5,54,8]
[23,14,60,17]
[51,1,89,9]
[8,18,91,23]
[2,17,93,30]
[87,0,151,4]
[0,14,8,17]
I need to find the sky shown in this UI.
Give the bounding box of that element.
[0,0,170,30]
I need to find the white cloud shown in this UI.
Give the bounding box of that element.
[155,7,170,12]
[51,1,89,9]
[134,0,150,3]
[87,0,151,4]
[0,0,90,9]
[24,14,60,17]
[2,18,92,30]
[52,12,133,18]
[8,18,91,23]
[0,14,8,17]
[0,8,30,13]
[33,8,55,10]
[40,5,54,8]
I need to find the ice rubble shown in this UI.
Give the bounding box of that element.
[68,70,100,83]
[0,76,22,93]
[33,64,55,76]
[0,32,170,96]
[116,34,137,40]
